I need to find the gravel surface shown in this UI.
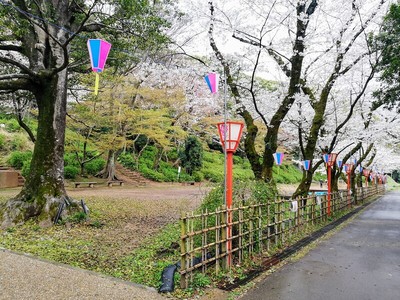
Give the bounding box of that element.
[0,248,166,300]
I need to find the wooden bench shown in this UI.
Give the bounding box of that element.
[107,180,124,187]
[73,182,97,188]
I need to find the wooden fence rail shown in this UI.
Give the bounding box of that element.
[180,185,385,288]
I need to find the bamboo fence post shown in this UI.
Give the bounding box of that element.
[249,205,254,255]
[180,213,188,289]
[221,205,228,270]
[258,205,262,254]
[202,209,207,273]
[239,207,243,264]
[279,198,284,246]
[267,201,270,251]
[215,207,220,274]
[274,198,279,245]
[189,212,194,283]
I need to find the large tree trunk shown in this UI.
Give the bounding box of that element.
[1,71,78,227]
[97,149,119,181]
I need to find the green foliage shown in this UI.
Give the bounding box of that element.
[85,158,105,176]
[0,133,5,150]
[115,222,181,288]
[7,151,32,169]
[179,136,203,175]
[4,118,21,132]
[11,133,29,151]
[192,273,211,288]
[273,163,303,184]
[66,212,88,224]
[199,185,224,212]
[372,3,400,111]
[192,171,204,182]
[64,153,80,168]
[64,165,79,179]
[21,163,30,178]
[201,151,224,182]
[139,165,166,182]
[118,153,137,170]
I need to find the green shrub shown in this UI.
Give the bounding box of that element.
[7,151,32,169]
[5,119,21,132]
[161,167,179,182]
[0,133,5,150]
[11,133,29,151]
[64,153,80,168]
[85,158,105,175]
[179,136,203,175]
[193,171,204,182]
[199,185,224,211]
[233,155,243,164]
[202,168,223,182]
[118,153,137,170]
[64,165,79,179]
[139,166,165,182]
[21,162,30,178]
[178,173,193,182]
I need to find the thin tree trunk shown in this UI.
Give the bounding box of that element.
[97,149,119,181]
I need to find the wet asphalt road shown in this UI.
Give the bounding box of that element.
[240,191,400,300]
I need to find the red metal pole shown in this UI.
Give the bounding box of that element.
[226,151,233,266]
[347,172,351,208]
[327,165,331,215]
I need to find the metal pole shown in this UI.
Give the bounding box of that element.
[327,165,331,215]
[226,151,233,266]
[223,71,227,207]
[347,171,351,208]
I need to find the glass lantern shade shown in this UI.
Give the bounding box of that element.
[362,169,371,177]
[344,163,354,173]
[217,121,244,152]
[326,153,338,167]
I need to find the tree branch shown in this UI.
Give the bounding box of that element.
[0,56,36,77]
[0,78,33,92]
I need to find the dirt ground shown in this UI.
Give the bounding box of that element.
[0,182,211,253]
[0,182,329,260]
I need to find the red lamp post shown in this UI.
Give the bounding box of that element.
[324,153,338,215]
[344,163,354,208]
[217,121,244,266]
[362,168,371,187]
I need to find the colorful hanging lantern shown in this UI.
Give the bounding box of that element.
[322,154,329,164]
[273,152,284,165]
[302,160,311,171]
[204,72,219,94]
[336,160,343,168]
[87,39,112,95]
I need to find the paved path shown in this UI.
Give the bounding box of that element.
[0,249,165,300]
[240,191,400,300]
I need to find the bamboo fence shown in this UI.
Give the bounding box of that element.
[179,185,385,288]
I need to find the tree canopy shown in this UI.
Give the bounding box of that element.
[373,3,400,112]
